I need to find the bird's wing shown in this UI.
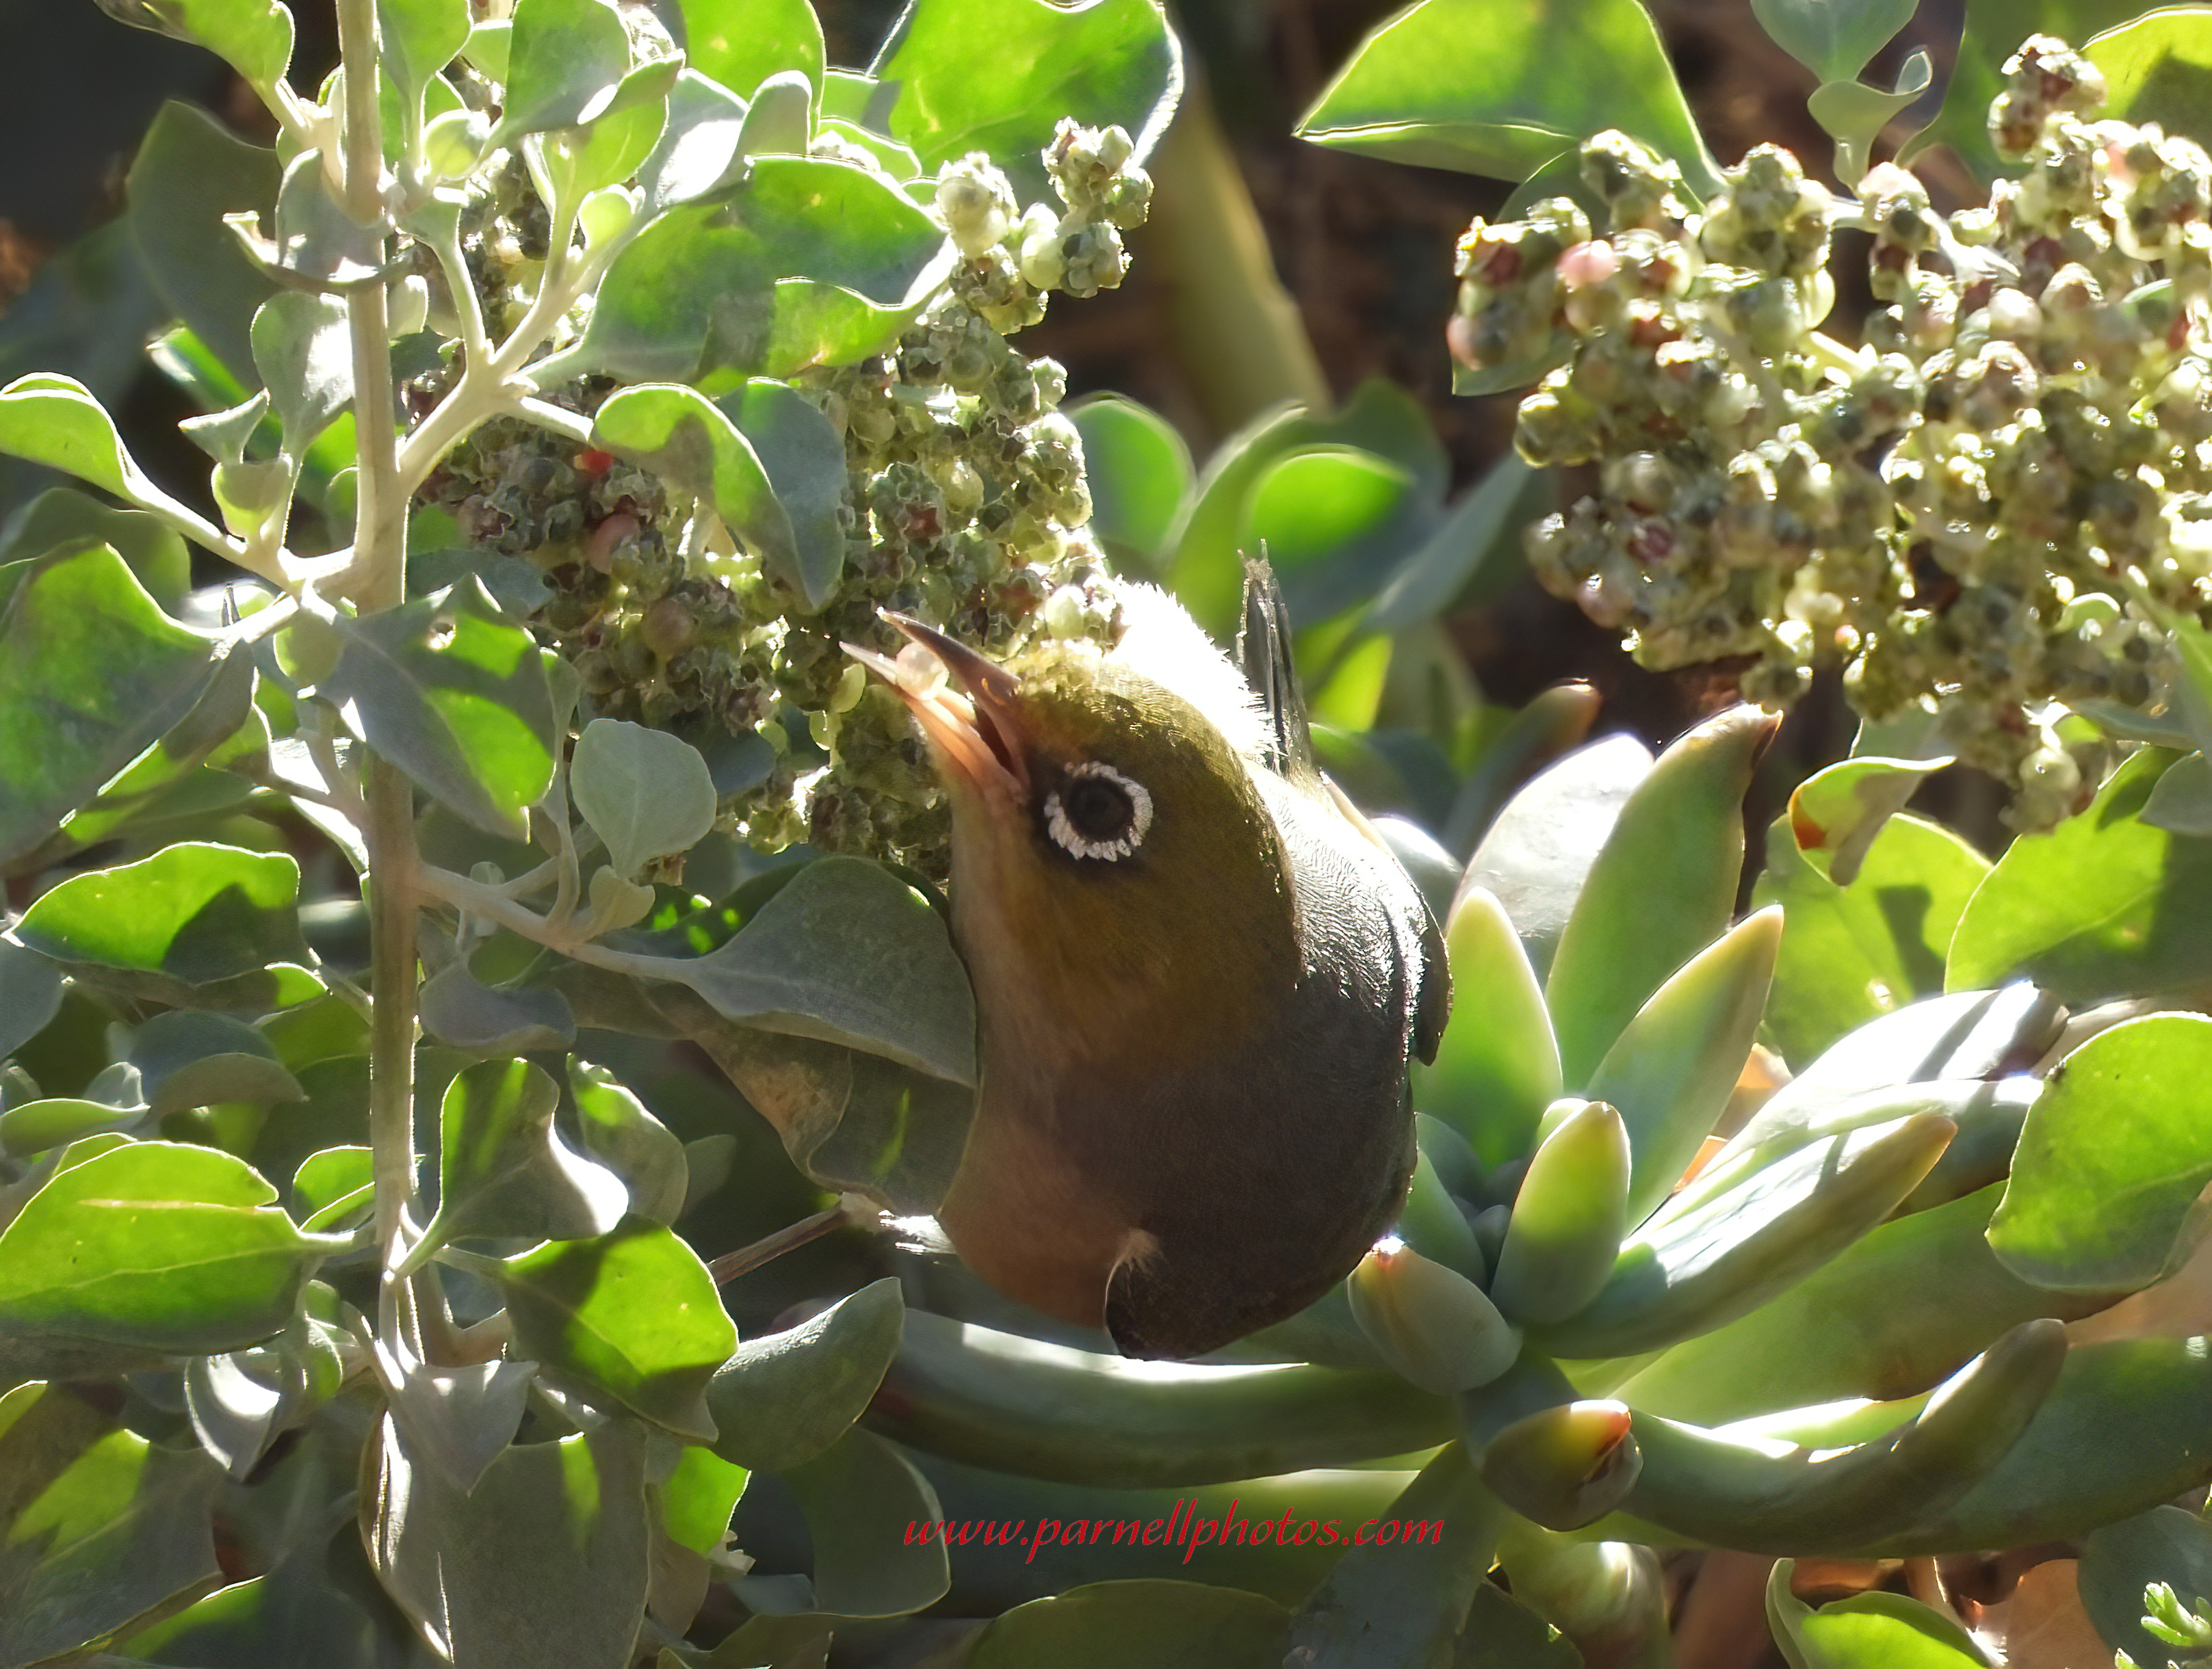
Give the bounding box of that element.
[1236,551,1318,785]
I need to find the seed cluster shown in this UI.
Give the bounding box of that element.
[419,120,1154,878]
[1454,39,2212,826]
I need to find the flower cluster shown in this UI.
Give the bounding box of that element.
[1454,39,2212,826]
[419,121,1154,878]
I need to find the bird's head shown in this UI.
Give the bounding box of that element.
[843,586,1303,1059]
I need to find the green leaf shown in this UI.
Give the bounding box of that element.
[381,0,475,132]
[0,930,64,1062]
[1415,885,1562,1166]
[1286,1443,1505,1666]
[1461,731,1652,980]
[590,384,803,604]
[130,1007,304,1115]
[1167,380,1446,639]
[1989,1014,2212,1291]
[494,0,636,142]
[12,840,307,992]
[496,1216,738,1438]
[60,639,263,851]
[1069,394,1193,571]
[1767,1562,1995,1666]
[706,1277,904,1471]
[686,1016,974,1211]
[1296,0,1721,198]
[660,1441,750,1558]
[777,1428,949,1617]
[569,717,722,879]
[1368,455,1542,632]
[0,1380,225,1668]
[870,0,1180,201]
[94,0,294,90]
[679,0,824,101]
[1457,1583,1583,1667]
[419,1058,627,1252]
[1752,0,1916,81]
[970,1580,1289,1668]
[2087,9,2212,147]
[250,291,354,460]
[0,1141,335,1354]
[0,373,195,523]
[1587,907,1781,1224]
[0,491,187,616]
[642,856,976,1083]
[638,70,749,211]
[418,960,578,1055]
[1616,1182,2115,1425]
[1809,51,1935,171]
[324,577,558,841]
[567,1061,689,1224]
[720,377,850,610]
[2144,750,2212,836]
[2079,1506,2212,1669]
[365,1415,649,1669]
[0,1097,140,1160]
[1548,706,1773,1085]
[126,101,280,386]
[1904,0,2144,177]
[1756,812,1988,1068]
[291,1144,374,1232]
[569,157,952,384]
[1947,749,2212,1001]
[533,64,680,203]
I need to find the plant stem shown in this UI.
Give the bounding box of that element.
[708,1205,851,1285]
[336,0,420,1275]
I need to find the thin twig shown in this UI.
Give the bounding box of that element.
[709,1206,851,1286]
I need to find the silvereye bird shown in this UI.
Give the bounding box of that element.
[845,562,1448,1359]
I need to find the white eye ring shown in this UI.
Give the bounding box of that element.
[1044,761,1154,861]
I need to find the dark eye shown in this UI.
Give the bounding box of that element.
[1043,761,1154,861]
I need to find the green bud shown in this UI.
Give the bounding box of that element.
[1481,1399,1643,1530]
[1489,1099,1632,1326]
[580,185,639,250]
[1347,1239,1521,1395]
[1394,1149,1487,1282]
[422,107,491,180]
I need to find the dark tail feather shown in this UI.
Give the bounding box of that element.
[1236,551,1316,782]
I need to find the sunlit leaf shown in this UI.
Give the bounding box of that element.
[497,1216,738,1439]
[678,0,824,101]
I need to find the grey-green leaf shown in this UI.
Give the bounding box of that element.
[571,717,720,878]
[423,1058,627,1248]
[707,1277,904,1471]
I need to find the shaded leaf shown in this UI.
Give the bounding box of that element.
[1296,0,1721,198]
[707,1277,903,1471]
[638,855,976,1085]
[637,70,750,211]
[1752,0,1916,80]
[12,840,306,993]
[0,545,214,865]
[93,0,293,88]
[422,1058,626,1250]
[1990,1014,2212,1291]
[0,1141,335,1355]
[365,1414,649,1669]
[721,377,849,610]
[2143,749,2212,836]
[130,1008,304,1115]
[969,1579,1288,1668]
[324,577,558,841]
[2079,1506,2212,1669]
[250,291,352,459]
[1069,393,1193,570]
[1368,455,1541,632]
[375,1328,538,1497]
[0,940,63,1062]
[567,1060,689,1224]
[776,1428,948,1618]
[497,1215,738,1438]
[419,960,578,1055]
[571,716,720,878]
[1286,1443,1503,1666]
[870,0,1180,201]
[2087,9,2212,146]
[0,488,190,612]
[0,1380,224,1668]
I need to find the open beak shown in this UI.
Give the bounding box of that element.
[841,613,1029,799]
